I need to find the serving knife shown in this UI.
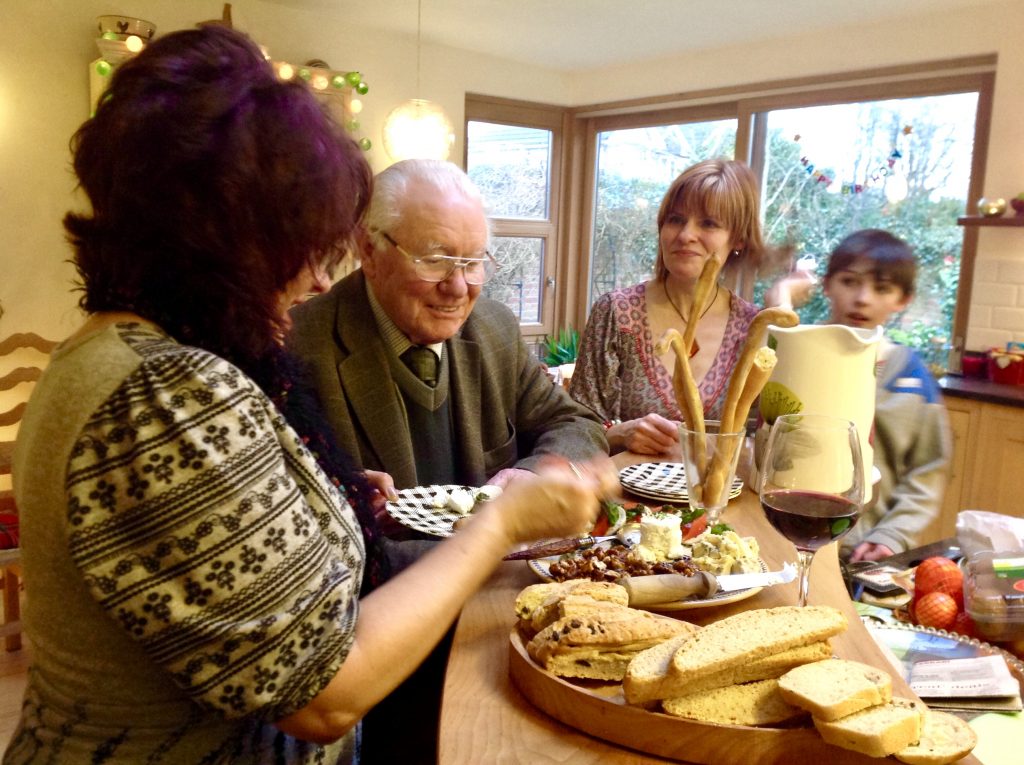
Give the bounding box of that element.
[620,562,797,606]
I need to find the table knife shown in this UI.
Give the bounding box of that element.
[502,534,624,561]
[620,562,797,606]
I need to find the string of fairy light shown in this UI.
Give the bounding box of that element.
[92,32,373,151]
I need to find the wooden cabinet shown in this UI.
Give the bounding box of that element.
[940,394,1024,538]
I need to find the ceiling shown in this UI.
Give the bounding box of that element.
[265,0,997,72]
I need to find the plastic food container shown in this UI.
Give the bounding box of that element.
[964,550,1024,642]
[987,351,1024,385]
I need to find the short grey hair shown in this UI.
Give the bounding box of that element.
[365,159,492,251]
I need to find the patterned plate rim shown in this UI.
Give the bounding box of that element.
[619,462,743,498]
[526,544,767,611]
[385,484,480,538]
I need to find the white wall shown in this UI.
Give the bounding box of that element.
[1,0,1021,351]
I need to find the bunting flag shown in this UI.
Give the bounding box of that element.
[792,124,912,195]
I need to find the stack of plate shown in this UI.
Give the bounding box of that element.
[618,462,743,504]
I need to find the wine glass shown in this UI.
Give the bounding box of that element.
[757,413,865,607]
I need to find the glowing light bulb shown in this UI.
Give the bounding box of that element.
[125,35,144,53]
[278,63,294,80]
[381,99,455,161]
[349,99,363,114]
[312,74,328,90]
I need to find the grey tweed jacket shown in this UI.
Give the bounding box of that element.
[288,270,607,489]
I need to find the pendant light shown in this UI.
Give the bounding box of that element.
[381,0,454,162]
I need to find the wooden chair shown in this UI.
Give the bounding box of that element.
[1,332,57,651]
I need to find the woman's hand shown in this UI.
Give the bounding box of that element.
[608,414,680,456]
[364,469,410,538]
[489,457,619,546]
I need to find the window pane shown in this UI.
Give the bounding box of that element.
[466,121,551,219]
[758,94,978,372]
[590,120,737,304]
[484,236,544,323]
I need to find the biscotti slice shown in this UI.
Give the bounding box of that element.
[895,710,978,765]
[662,679,806,726]
[625,637,831,704]
[528,609,691,680]
[778,658,893,720]
[624,632,697,704]
[669,606,847,684]
[814,698,926,758]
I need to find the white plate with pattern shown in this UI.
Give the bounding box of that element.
[618,462,743,503]
[527,542,768,611]
[385,484,498,538]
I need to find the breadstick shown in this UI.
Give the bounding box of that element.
[718,307,798,436]
[704,347,778,507]
[656,328,707,476]
[682,257,724,357]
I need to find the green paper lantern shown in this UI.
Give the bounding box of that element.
[298,68,311,81]
[95,60,113,76]
[356,82,369,95]
[331,74,346,89]
[358,137,372,151]
[101,31,118,41]
[345,71,362,86]
[345,119,360,132]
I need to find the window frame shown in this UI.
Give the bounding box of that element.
[561,56,995,368]
[464,94,568,343]
[464,57,995,372]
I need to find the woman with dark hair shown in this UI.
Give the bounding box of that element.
[4,26,609,764]
[570,159,764,456]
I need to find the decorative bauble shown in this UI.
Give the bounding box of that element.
[977,197,1007,217]
[1011,193,1024,217]
[346,71,362,86]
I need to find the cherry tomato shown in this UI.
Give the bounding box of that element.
[682,513,708,541]
[915,591,958,631]
[914,556,963,608]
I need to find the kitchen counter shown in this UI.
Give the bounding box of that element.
[940,374,1024,407]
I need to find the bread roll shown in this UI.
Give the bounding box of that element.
[895,710,978,765]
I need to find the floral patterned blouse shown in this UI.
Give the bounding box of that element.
[6,322,362,764]
[569,282,759,424]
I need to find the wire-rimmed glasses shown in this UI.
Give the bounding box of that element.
[379,231,498,285]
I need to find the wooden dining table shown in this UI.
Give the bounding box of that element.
[437,452,985,764]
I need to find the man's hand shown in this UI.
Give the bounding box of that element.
[486,467,535,489]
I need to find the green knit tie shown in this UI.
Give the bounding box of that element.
[402,346,438,387]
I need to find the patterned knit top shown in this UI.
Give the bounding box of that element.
[570,282,760,424]
[6,322,362,764]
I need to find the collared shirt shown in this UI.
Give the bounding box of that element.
[365,281,444,363]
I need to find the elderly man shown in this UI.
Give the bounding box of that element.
[288,157,607,763]
[289,158,607,494]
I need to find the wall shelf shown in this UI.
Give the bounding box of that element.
[957,215,1024,227]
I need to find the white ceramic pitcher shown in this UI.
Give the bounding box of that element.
[757,323,882,501]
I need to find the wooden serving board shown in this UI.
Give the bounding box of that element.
[509,630,970,765]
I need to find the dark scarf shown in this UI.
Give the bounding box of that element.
[249,349,390,594]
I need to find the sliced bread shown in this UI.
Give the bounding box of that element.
[778,658,893,720]
[895,710,978,765]
[528,608,693,681]
[661,679,807,726]
[625,637,831,704]
[514,579,628,624]
[813,697,926,758]
[669,606,848,685]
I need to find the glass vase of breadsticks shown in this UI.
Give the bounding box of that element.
[655,256,799,522]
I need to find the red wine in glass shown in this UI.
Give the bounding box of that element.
[760,489,860,551]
